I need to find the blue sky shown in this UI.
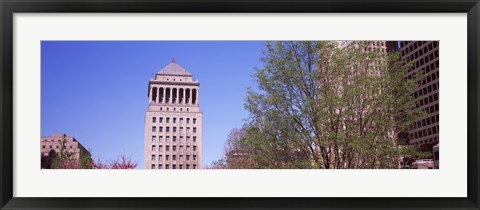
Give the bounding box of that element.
[41,41,265,168]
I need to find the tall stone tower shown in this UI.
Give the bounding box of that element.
[144,59,203,169]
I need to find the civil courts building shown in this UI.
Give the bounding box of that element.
[144,59,203,169]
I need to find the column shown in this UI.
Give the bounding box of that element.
[195,88,198,105]
[183,88,187,105]
[176,88,180,104]
[149,87,152,104]
[156,87,160,104]
[162,87,166,103]
[189,88,193,105]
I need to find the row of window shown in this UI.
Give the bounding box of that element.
[152,126,197,133]
[407,52,439,72]
[151,164,197,169]
[415,92,439,108]
[404,46,439,62]
[42,145,76,149]
[157,107,191,112]
[401,41,438,55]
[43,139,64,142]
[152,117,196,124]
[151,135,197,142]
[413,136,439,145]
[410,125,439,139]
[151,154,197,161]
[416,102,439,115]
[412,114,440,129]
[151,145,197,152]
[412,80,439,101]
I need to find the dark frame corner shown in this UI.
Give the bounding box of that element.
[1,0,479,209]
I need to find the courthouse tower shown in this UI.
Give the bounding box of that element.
[144,59,203,169]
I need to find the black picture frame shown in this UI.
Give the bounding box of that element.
[1,0,479,209]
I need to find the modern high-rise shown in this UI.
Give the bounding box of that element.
[399,41,439,149]
[144,59,203,169]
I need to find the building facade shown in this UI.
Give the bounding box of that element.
[399,41,439,149]
[41,133,90,161]
[144,59,203,169]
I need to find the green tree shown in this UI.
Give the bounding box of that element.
[238,41,426,169]
[51,137,93,169]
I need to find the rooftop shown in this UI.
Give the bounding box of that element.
[156,59,192,77]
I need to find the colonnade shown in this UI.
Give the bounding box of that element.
[149,87,198,105]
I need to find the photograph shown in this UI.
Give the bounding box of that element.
[41,40,440,170]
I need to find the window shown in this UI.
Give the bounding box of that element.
[159,136,163,142]
[180,146,184,151]
[166,145,170,151]
[152,126,156,132]
[193,155,197,160]
[152,136,156,142]
[187,127,190,132]
[173,155,176,160]
[151,155,156,161]
[42,145,45,148]
[173,127,177,132]
[187,145,190,151]
[173,136,177,142]
[173,145,177,152]
[159,127,163,132]
[193,165,197,169]
[193,136,196,142]
[180,155,183,161]
[172,164,176,169]
[180,136,184,141]
[180,118,183,123]
[186,164,190,169]
[193,118,196,124]
[166,164,169,169]
[159,117,163,123]
[187,118,190,124]
[159,145,163,152]
[180,165,183,169]
[152,164,156,169]
[152,117,156,123]
[166,136,170,142]
[173,118,176,123]
[159,164,163,169]
[166,155,169,160]
[180,127,184,132]
[166,127,170,132]
[187,155,190,160]
[193,127,197,133]
[193,146,197,151]
[166,118,170,123]
[152,145,156,151]
[49,145,52,148]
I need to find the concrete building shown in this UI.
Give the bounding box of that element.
[399,41,439,148]
[41,133,90,160]
[144,59,203,169]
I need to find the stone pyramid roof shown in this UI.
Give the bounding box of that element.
[156,59,192,76]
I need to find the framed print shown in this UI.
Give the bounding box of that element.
[1,0,479,209]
